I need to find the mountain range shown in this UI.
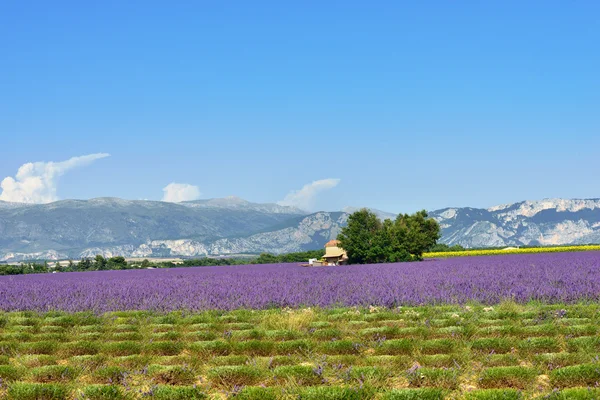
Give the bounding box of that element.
[2,197,600,262]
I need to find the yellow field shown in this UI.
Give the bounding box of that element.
[424,244,600,258]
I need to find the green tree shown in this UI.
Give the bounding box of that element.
[338,209,440,264]
[253,253,279,264]
[429,243,465,252]
[94,255,107,270]
[108,256,127,269]
[337,209,384,264]
[392,210,441,260]
[77,258,93,271]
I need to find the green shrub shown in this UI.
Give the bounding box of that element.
[321,340,362,355]
[150,385,208,400]
[154,314,180,325]
[550,364,600,388]
[309,321,331,329]
[30,365,77,382]
[542,388,600,400]
[230,329,264,341]
[60,341,100,356]
[0,341,17,356]
[478,366,538,389]
[11,317,38,326]
[533,352,588,371]
[234,339,274,356]
[111,324,138,332]
[7,383,70,400]
[77,324,103,333]
[0,354,9,364]
[189,340,231,356]
[75,313,103,327]
[209,355,249,366]
[563,324,598,337]
[519,324,557,337]
[471,338,514,354]
[264,329,301,340]
[310,328,342,340]
[566,336,600,352]
[434,326,465,338]
[394,327,425,338]
[0,365,23,381]
[224,322,254,331]
[2,332,34,342]
[273,365,322,385]
[276,339,313,354]
[81,385,128,400]
[517,337,560,353]
[76,332,102,341]
[101,341,142,356]
[40,325,66,333]
[382,388,446,400]
[109,332,143,341]
[377,339,414,355]
[207,365,264,387]
[21,341,59,355]
[144,341,184,356]
[43,316,77,328]
[419,339,455,355]
[463,389,523,400]
[187,331,217,341]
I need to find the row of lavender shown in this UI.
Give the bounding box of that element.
[1,252,599,312]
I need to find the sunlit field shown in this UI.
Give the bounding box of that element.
[424,244,600,259]
[1,252,600,399]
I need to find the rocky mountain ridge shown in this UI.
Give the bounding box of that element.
[2,197,600,261]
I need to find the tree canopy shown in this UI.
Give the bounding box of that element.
[337,209,441,264]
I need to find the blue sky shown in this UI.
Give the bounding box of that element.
[1,1,599,213]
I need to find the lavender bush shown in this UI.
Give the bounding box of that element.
[1,252,599,312]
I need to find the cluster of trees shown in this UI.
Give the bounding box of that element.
[251,250,325,264]
[0,249,328,276]
[428,243,466,252]
[338,209,441,264]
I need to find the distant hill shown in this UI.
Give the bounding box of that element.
[0,197,305,261]
[3,197,600,261]
[430,198,600,248]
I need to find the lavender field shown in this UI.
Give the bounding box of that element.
[1,252,599,313]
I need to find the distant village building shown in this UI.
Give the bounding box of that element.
[322,240,348,266]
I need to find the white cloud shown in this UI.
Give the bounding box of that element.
[162,183,201,203]
[278,178,341,211]
[0,153,110,204]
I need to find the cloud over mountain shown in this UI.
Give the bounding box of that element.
[278,178,340,211]
[162,183,201,203]
[0,153,110,204]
